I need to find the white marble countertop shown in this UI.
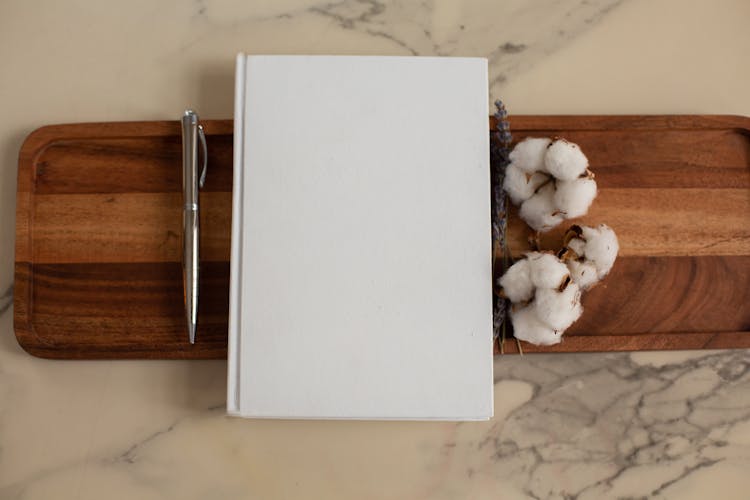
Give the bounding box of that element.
[1,1,749,498]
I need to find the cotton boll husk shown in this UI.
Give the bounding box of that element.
[503,164,549,205]
[527,252,570,289]
[567,237,586,257]
[534,283,583,331]
[509,137,552,174]
[553,177,597,218]
[567,260,600,290]
[498,258,534,303]
[581,224,619,278]
[544,139,589,181]
[510,305,561,346]
[562,225,584,246]
[519,183,563,232]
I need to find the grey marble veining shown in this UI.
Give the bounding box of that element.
[299,0,625,88]
[2,352,748,499]
[477,352,750,498]
[168,0,625,98]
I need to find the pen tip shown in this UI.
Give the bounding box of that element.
[188,323,196,344]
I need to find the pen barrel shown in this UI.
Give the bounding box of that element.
[181,112,200,206]
[183,207,200,330]
[181,110,200,342]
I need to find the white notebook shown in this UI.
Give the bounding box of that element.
[228,54,493,420]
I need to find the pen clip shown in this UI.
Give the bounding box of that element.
[198,124,208,188]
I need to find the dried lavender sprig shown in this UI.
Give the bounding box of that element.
[490,100,513,343]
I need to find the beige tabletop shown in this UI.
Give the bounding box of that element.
[1,1,749,499]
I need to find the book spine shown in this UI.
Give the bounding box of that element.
[227,53,246,415]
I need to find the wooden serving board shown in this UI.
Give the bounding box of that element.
[14,116,750,359]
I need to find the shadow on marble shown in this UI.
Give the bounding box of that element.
[1,128,33,305]
[196,62,235,119]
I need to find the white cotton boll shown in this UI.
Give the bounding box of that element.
[533,284,583,331]
[519,183,564,232]
[582,224,619,278]
[502,164,530,205]
[503,164,549,205]
[581,225,600,241]
[567,237,586,257]
[567,260,600,290]
[498,258,534,303]
[527,252,570,289]
[510,305,561,346]
[553,178,597,219]
[544,139,589,181]
[509,137,552,174]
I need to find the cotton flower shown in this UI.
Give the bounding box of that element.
[500,251,586,347]
[527,252,570,290]
[561,224,620,290]
[505,137,596,232]
[508,137,551,173]
[544,139,589,181]
[519,183,564,232]
[498,258,534,303]
[581,224,619,278]
[497,130,616,348]
[553,176,597,219]
[510,305,561,346]
[533,283,583,331]
[503,164,550,205]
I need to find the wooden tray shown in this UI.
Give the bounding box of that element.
[14,116,750,359]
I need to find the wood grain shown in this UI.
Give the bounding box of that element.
[567,256,750,335]
[14,262,228,359]
[30,193,231,263]
[14,115,750,358]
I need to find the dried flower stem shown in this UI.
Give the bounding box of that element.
[490,100,513,350]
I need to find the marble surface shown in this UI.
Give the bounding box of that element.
[1,0,749,498]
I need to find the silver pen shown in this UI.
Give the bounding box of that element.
[181,110,207,343]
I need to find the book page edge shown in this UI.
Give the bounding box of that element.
[226,52,246,415]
